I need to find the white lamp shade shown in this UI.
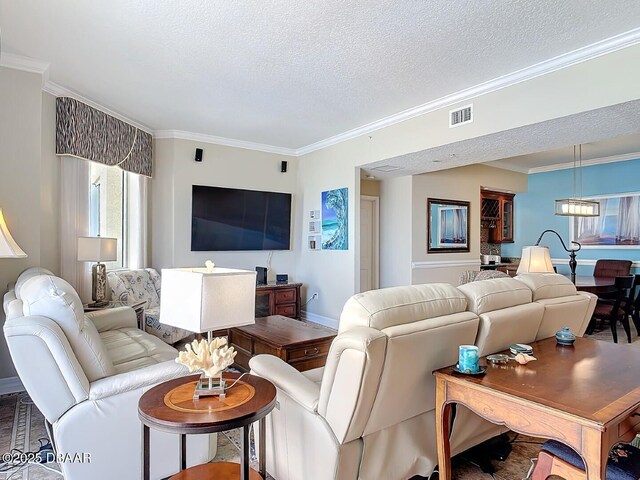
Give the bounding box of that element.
[517,246,555,274]
[0,209,27,258]
[160,267,257,333]
[77,237,118,262]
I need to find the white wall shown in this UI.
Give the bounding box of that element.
[411,164,527,285]
[0,68,60,379]
[151,138,298,283]
[379,176,412,287]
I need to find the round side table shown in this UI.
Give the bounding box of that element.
[138,373,276,480]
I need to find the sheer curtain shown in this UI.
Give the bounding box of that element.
[126,171,149,269]
[60,156,92,302]
[617,196,640,241]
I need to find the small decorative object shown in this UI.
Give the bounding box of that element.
[487,353,510,365]
[458,345,479,373]
[555,326,576,345]
[176,337,237,398]
[205,260,215,272]
[514,353,537,365]
[509,343,533,355]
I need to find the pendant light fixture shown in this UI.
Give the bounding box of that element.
[554,145,600,217]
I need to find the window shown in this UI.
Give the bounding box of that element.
[89,163,126,268]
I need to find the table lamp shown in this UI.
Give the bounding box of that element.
[0,209,27,258]
[77,236,117,307]
[160,265,257,397]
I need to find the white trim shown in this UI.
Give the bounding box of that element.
[527,151,640,174]
[153,130,298,156]
[0,376,25,395]
[43,81,153,134]
[300,311,339,330]
[0,52,50,76]
[297,27,640,156]
[412,259,482,269]
[551,258,640,268]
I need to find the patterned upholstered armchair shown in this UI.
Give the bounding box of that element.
[107,268,192,344]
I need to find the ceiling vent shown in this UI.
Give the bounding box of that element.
[371,165,403,172]
[449,104,473,128]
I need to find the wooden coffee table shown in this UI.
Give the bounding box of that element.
[228,315,337,372]
[138,372,276,480]
[434,337,640,480]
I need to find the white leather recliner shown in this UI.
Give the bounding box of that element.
[250,283,480,480]
[3,268,215,480]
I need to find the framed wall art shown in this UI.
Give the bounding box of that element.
[427,198,470,253]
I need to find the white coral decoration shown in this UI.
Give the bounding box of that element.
[175,337,237,378]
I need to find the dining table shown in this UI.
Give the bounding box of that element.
[565,275,617,295]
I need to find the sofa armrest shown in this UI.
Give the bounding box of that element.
[89,361,189,401]
[4,315,90,423]
[86,307,137,332]
[250,355,320,412]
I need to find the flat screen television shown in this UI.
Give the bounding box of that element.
[191,185,292,251]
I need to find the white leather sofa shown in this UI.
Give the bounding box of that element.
[249,273,596,480]
[3,268,215,480]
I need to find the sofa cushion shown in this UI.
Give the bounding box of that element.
[144,307,192,345]
[458,278,531,315]
[100,327,178,374]
[20,275,115,382]
[108,269,160,309]
[515,273,577,301]
[338,283,468,332]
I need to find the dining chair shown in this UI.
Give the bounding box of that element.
[590,275,634,343]
[630,273,640,336]
[593,259,632,278]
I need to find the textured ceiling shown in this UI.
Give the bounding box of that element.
[1,1,640,149]
[363,99,640,179]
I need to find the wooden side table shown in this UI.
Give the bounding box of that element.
[84,300,146,329]
[138,373,276,480]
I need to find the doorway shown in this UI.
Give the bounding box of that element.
[360,195,379,292]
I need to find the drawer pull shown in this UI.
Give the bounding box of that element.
[304,348,320,357]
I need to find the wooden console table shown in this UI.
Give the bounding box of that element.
[255,282,301,319]
[229,315,336,372]
[434,337,640,480]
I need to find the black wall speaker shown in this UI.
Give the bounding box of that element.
[195,148,203,162]
[256,266,267,285]
[281,160,287,173]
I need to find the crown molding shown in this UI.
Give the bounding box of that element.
[0,52,49,76]
[153,130,298,156]
[4,26,640,157]
[527,151,640,174]
[43,80,153,134]
[297,27,640,156]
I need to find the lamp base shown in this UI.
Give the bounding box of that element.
[193,375,227,400]
[92,262,108,304]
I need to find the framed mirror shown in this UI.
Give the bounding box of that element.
[427,198,470,253]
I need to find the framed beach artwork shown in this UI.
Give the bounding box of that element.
[427,198,470,253]
[321,188,348,250]
[570,192,640,248]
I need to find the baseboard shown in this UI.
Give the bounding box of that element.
[0,376,25,395]
[301,311,339,330]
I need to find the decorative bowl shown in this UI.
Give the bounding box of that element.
[555,326,576,345]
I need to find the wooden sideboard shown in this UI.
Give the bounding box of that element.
[255,282,302,319]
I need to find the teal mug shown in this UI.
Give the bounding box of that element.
[458,345,479,373]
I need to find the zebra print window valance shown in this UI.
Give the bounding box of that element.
[55,97,153,177]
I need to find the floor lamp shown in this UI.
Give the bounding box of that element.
[517,229,581,283]
[0,209,27,259]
